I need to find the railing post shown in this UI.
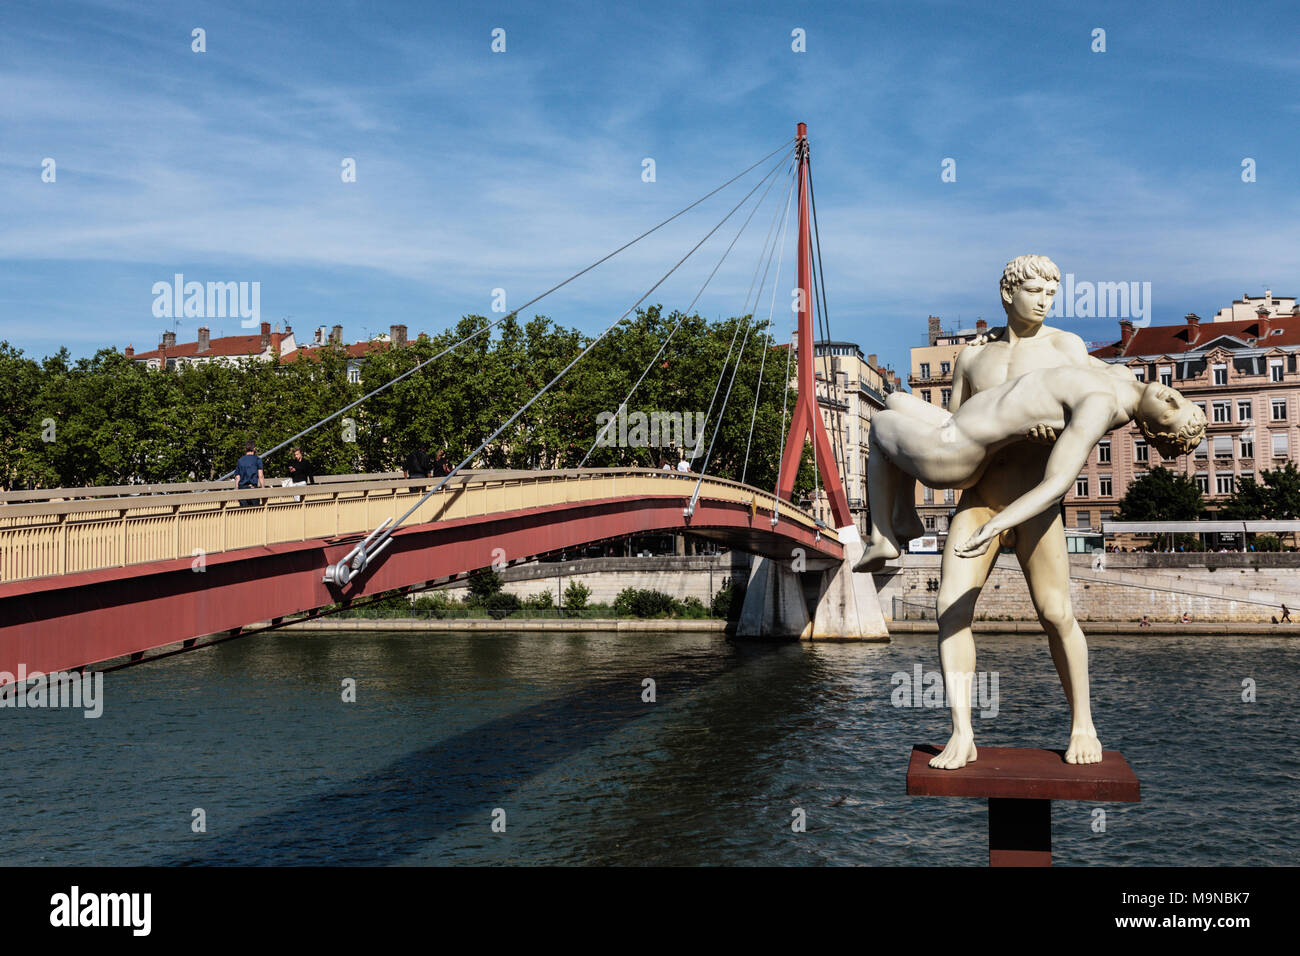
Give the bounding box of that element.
[119,508,127,568]
[174,504,181,560]
[61,513,69,574]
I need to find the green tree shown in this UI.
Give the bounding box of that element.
[1221,462,1300,520]
[1116,466,1203,548]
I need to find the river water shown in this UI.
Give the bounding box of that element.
[3,629,1296,866]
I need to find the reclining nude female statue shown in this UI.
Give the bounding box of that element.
[856,365,1206,573]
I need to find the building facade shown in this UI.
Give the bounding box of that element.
[1074,309,1300,526]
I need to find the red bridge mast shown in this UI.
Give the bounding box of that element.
[777,122,852,528]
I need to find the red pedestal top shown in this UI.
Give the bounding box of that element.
[906,745,1140,802]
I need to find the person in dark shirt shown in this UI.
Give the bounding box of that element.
[235,441,264,506]
[287,447,316,485]
[404,445,433,493]
[431,449,451,478]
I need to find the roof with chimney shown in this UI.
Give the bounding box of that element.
[1090,311,1300,359]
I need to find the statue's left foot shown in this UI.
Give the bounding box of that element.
[1065,730,1102,764]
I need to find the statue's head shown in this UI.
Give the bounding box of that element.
[1000,254,1061,325]
[1134,383,1207,459]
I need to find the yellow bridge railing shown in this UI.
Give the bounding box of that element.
[0,469,833,585]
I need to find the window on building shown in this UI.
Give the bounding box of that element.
[1240,470,1254,487]
[1159,367,1173,386]
[1132,366,1146,382]
[940,361,951,376]
[1271,359,1284,382]
[1100,510,1113,525]
[941,388,951,409]
[1272,398,1287,421]
[1098,475,1113,497]
[1194,473,1209,494]
[924,515,936,531]
[1238,400,1253,421]
[1194,439,1208,459]
[1212,363,1228,385]
[1212,401,1230,423]
[1134,439,1149,463]
[923,486,934,504]
[1213,435,1233,458]
[1076,510,1091,529]
[1274,432,1290,458]
[1240,434,1254,458]
[919,362,931,379]
[943,488,955,504]
[1097,440,1111,464]
[1075,475,1088,497]
[1216,474,1235,495]
[347,366,361,385]
[921,389,931,403]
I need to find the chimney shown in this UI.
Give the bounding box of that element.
[162,330,176,349]
[1184,312,1200,345]
[124,345,134,359]
[1257,307,1272,339]
[1119,319,1135,350]
[330,324,343,345]
[260,321,271,349]
[390,324,407,347]
[314,326,326,346]
[1265,288,1273,306]
[867,353,878,368]
[928,315,942,346]
[197,327,210,353]
[976,318,987,334]
[284,323,292,336]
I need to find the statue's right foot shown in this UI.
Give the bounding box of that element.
[853,537,899,573]
[928,733,977,770]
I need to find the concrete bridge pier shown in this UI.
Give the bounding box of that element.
[736,526,890,641]
[809,525,889,641]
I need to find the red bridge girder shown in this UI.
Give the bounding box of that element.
[0,494,840,677]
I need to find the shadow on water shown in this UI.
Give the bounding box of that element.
[169,641,798,865]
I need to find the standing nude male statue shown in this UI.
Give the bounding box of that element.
[925,255,1116,770]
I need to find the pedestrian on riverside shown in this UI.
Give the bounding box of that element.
[1282,604,1292,624]
[1139,615,1150,627]
[676,451,691,473]
[1181,613,1190,624]
[235,440,264,507]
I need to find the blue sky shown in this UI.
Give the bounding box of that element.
[3,0,1298,380]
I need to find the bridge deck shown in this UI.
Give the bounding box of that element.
[0,468,836,586]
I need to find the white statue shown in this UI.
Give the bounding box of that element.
[857,366,1205,567]
[861,255,1202,769]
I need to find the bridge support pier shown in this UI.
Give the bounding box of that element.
[736,527,889,641]
[809,525,889,641]
[736,555,811,640]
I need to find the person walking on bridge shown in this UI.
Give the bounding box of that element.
[404,444,434,493]
[235,441,264,507]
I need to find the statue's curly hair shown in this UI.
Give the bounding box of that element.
[1136,401,1207,460]
[1000,254,1061,304]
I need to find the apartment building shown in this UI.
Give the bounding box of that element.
[1072,309,1300,526]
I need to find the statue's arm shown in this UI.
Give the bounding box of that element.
[954,400,1110,556]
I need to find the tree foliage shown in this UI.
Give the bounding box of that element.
[1115,467,1204,522]
[1221,463,1300,520]
[0,310,816,498]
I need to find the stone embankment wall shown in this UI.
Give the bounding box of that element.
[874,553,1300,623]
[429,552,1299,623]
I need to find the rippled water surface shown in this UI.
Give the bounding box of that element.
[3,629,1296,865]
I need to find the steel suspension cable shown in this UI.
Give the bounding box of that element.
[809,160,850,499]
[741,169,798,486]
[221,138,795,480]
[578,152,794,467]
[335,148,796,575]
